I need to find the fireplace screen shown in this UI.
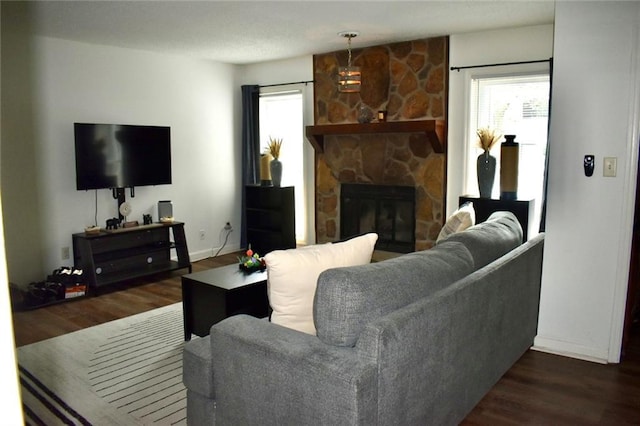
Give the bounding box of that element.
[340,184,416,253]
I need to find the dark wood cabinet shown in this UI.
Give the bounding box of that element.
[459,196,535,241]
[181,264,268,340]
[72,222,191,289]
[245,186,295,254]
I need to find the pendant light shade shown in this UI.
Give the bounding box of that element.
[338,31,361,93]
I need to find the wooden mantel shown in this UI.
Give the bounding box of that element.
[305,120,446,154]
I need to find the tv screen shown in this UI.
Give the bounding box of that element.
[74,123,172,190]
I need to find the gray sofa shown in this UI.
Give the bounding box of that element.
[183,211,545,425]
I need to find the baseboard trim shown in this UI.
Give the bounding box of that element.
[187,244,241,263]
[533,335,609,364]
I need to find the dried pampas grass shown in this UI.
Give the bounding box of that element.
[267,137,283,159]
[476,127,502,152]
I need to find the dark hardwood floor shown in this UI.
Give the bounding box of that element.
[10,252,241,347]
[10,253,640,423]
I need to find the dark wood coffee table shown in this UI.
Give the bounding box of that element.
[181,263,268,340]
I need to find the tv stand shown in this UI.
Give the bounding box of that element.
[72,221,191,291]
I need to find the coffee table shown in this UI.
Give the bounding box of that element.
[181,263,268,340]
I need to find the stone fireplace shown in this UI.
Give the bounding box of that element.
[308,36,449,251]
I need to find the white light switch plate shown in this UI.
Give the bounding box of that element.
[603,157,617,177]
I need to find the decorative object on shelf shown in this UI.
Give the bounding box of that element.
[238,245,266,273]
[268,136,283,187]
[475,127,502,198]
[105,217,120,230]
[377,110,387,122]
[84,226,101,235]
[143,214,153,225]
[500,134,520,200]
[119,201,132,219]
[358,105,373,123]
[337,31,361,93]
[477,153,496,198]
[260,153,273,186]
[158,200,173,222]
[119,201,138,227]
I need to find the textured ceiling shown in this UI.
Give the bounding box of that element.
[26,1,555,65]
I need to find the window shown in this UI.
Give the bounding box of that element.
[259,91,306,243]
[466,73,550,232]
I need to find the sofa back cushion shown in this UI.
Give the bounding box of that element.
[265,233,378,335]
[314,241,475,347]
[437,211,523,269]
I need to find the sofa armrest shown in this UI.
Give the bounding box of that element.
[355,233,545,425]
[210,314,378,426]
[183,336,215,398]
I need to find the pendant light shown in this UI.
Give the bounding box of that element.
[337,31,361,93]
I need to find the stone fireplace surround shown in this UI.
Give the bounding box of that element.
[309,36,449,251]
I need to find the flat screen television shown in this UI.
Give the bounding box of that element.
[74,123,172,190]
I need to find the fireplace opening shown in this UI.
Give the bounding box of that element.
[340,184,416,253]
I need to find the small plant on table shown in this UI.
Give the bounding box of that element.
[238,245,266,273]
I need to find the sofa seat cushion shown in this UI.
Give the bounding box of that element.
[265,233,378,335]
[314,240,475,347]
[437,211,523,269]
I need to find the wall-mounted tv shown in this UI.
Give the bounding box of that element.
[74,123,172,190]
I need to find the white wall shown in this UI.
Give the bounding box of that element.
[237,56,316,244]
[0,2,26,421]
[3,33,241,285]
[535,2,640,363]
[447,24,554,218]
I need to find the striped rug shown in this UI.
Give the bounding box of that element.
[17,303,188,425]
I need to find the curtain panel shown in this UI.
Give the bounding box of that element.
[241,85,260,248]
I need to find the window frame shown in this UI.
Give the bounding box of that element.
[463,65,551,199]
[258,89,307,244]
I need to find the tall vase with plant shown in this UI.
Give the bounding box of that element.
[476,127,502,198]
[268,137,283,187]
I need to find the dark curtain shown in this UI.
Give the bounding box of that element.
[539,58,554,232]
[241,85,260,248]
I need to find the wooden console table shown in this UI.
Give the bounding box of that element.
[72,222,191,290]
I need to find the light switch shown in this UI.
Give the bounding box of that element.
[603,157,617,177]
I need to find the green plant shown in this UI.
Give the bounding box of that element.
[237,244,265,270]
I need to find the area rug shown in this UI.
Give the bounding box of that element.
[17,303,188,425]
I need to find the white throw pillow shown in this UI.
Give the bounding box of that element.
[436,202,475,242]
[265,233,378,335]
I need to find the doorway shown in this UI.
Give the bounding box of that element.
[622,156,640,357]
